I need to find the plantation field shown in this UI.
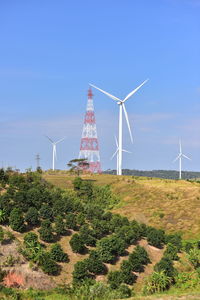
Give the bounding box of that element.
[43,173,200,239]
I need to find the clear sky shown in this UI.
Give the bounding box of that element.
[0,0,200,172]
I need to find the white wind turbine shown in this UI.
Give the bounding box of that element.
[45,136,65,171]
[173,140,191,180]
[111,136,131,175]
[90,80,148,175]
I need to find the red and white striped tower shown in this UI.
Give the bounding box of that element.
[79,88,101,173]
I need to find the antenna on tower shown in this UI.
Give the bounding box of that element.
[79,88,101,173]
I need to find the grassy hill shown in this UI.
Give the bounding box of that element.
[43,173,200,240]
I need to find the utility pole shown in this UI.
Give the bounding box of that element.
[35,154,40,170]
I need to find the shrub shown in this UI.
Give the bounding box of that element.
[134,245,151,265]
[0,226,4,243]
[115,225,140,246]
[91,219,109,239]
[184,242,194,253]
[0,209,7,224]
[50,243,68,262]
[154,257,176,278]
[97,235,126,263]
[129,252,144,272]
[66,213,77,230]
[39,220,54,243]
[76,213,85,226]
[109,214,129,232]
[54,216,66,235]
[70,233,86,254]
[117,284,132,298]
[85,204,104,221]
[121,268,137,285]
[72,260,90,283]
[26,188,43,209]
[165,233,182,252]
[39,252,59,275]
[9,208,25,232]
[79,224,96,247]
[187,248,200,269]
[24,232,38,246]
[163,243,179,260]
[108,271,124,289]
[143,271,172,295]
[147,227,165,248]
[25,207,39,226]
[39,204,53,220]
[86,252,106,275]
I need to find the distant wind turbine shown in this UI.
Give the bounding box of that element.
[111,136,131,175]
[45,136,65,171]
[90,79,148,175]
[173,140,191,180]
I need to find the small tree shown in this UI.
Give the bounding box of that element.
[134,245,151,265]
[67,159,89,176]
[39,220,54,243]
[25,207,39,226]
[79,224,96,247]
[97,235,126,263]
[54,216,66,235]
[163,243,179,261]
[86,251,106,275]
[72,260,90,283]
[66,213,77,230]
[70,233,86,254]
[39,204,53,220]
[154,257,176,279]
[50,243,68,262]
[9,208,25,232]
[165,233,182,252]
[107,271,124,289]
[39,252,59,275]
[147,228,165,249]
[129,251,144,272]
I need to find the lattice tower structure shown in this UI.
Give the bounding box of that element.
[79,88,101,173]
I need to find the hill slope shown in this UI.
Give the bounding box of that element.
[43,173,200,239]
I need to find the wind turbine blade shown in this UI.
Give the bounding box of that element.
[123,79,149,102]
[173,154,181,163]
[110,149,118,160]
[114,135,118,148]
[122,149,132,154]
[122,103,133,143]
[182,154,191,161]
[55,137,66,144]
[179,139,182,154]
[45,135,54,143]
[90,84,121,102]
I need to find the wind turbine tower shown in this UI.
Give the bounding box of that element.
[45,136,65,171]
[173,140,191,179]
[79,88,101,173]
[91,80,148,175]
[111,136,131,175]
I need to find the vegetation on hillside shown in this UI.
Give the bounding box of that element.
[1,169,200,299]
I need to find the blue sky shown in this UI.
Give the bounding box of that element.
[0,0,200,171]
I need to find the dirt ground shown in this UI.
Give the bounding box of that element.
[0,239,56,290]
